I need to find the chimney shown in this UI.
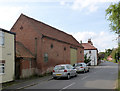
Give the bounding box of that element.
[80,40,82,44]
[88,39,93,45]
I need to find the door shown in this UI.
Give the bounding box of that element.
[15,60,20,79]
[70,48,77,65]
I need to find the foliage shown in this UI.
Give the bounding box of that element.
[98,52,105,60]
[105,2,120,34]
[84,53,91,64]
[104,49,113,59]
[111,48,117,59]
[115,45,120,61]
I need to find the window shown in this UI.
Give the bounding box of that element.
[80,51,82,53]
[20,26,23,30]
[64,47,66,51]
[0,63,5,74]
[44,53,48,62]
[54,66,65,70]
[89,51,91,54]
[66,65,73,69]
[51,44,53,49]
[0,31,4,45]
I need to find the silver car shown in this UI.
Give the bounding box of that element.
[73,63,89,73]
[52,64,77,79]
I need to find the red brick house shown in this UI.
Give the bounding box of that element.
[11,14,84,76]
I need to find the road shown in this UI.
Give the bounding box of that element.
[23,61,118,90]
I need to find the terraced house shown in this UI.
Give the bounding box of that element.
[11,14,84,78]
[0,28,15,83]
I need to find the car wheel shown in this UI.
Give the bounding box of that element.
[67,74,70,79]
[75,73,77,77]
[83,69,86,73]
[53,77,57,79]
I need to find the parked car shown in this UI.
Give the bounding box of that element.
[73,63,89,73]
[52,64,77,79]
[86,62,91,69]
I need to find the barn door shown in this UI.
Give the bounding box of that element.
[70,48,77,65]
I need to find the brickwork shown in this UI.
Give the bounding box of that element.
[11,14,84,76]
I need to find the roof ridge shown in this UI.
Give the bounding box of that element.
[20,13,82,47]
[21,13,73,37]
[82,42,97,50]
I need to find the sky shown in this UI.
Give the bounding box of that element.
[0,0,119,52]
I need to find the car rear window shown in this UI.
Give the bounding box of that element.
[54,66,65,70]
[77,64,82,66]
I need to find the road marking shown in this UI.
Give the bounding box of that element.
[59,82,75,91]
[81,76,89,80]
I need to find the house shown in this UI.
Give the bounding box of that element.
[0,28,15,83]
[107,55,113,61]
[11,14,84,76]
[82,39,98,66]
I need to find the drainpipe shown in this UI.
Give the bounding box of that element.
[35,37,37,61]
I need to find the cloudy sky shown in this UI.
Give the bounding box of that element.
[0,0,119,52]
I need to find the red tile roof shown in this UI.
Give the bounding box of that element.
[19,14,83,48]
[16,41,35,58]
[82,43,97,50]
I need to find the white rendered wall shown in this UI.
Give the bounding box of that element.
[84,50,97,65]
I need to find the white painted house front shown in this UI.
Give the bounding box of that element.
[82,39,98,66]
[0,28,15,83]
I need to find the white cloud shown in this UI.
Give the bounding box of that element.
[59,0,120,13]
[0,0,74,3]
[0,5,29,30]
[69,31,118,52]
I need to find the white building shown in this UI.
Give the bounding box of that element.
[82,39,98,66]
[0,28,15,83]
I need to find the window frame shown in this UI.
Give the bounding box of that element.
[0,63,5,74]
[44,53,48,62]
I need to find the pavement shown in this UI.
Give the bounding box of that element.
[2,75,53,90]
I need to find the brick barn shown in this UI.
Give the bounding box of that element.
[11,14,84,77]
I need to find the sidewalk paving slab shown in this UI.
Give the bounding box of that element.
[2,75,52,90]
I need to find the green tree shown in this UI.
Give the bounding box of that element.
[104,49,113,59]
[84,53,91,65]
[115,45,120,61]
[98,52,105,60]
[105,2,120,34]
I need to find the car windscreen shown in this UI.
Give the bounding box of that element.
[54,66,65,70]
[77,64,82,66]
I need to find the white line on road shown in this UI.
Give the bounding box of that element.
[59,82,75,91]
[81,76,89,80]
